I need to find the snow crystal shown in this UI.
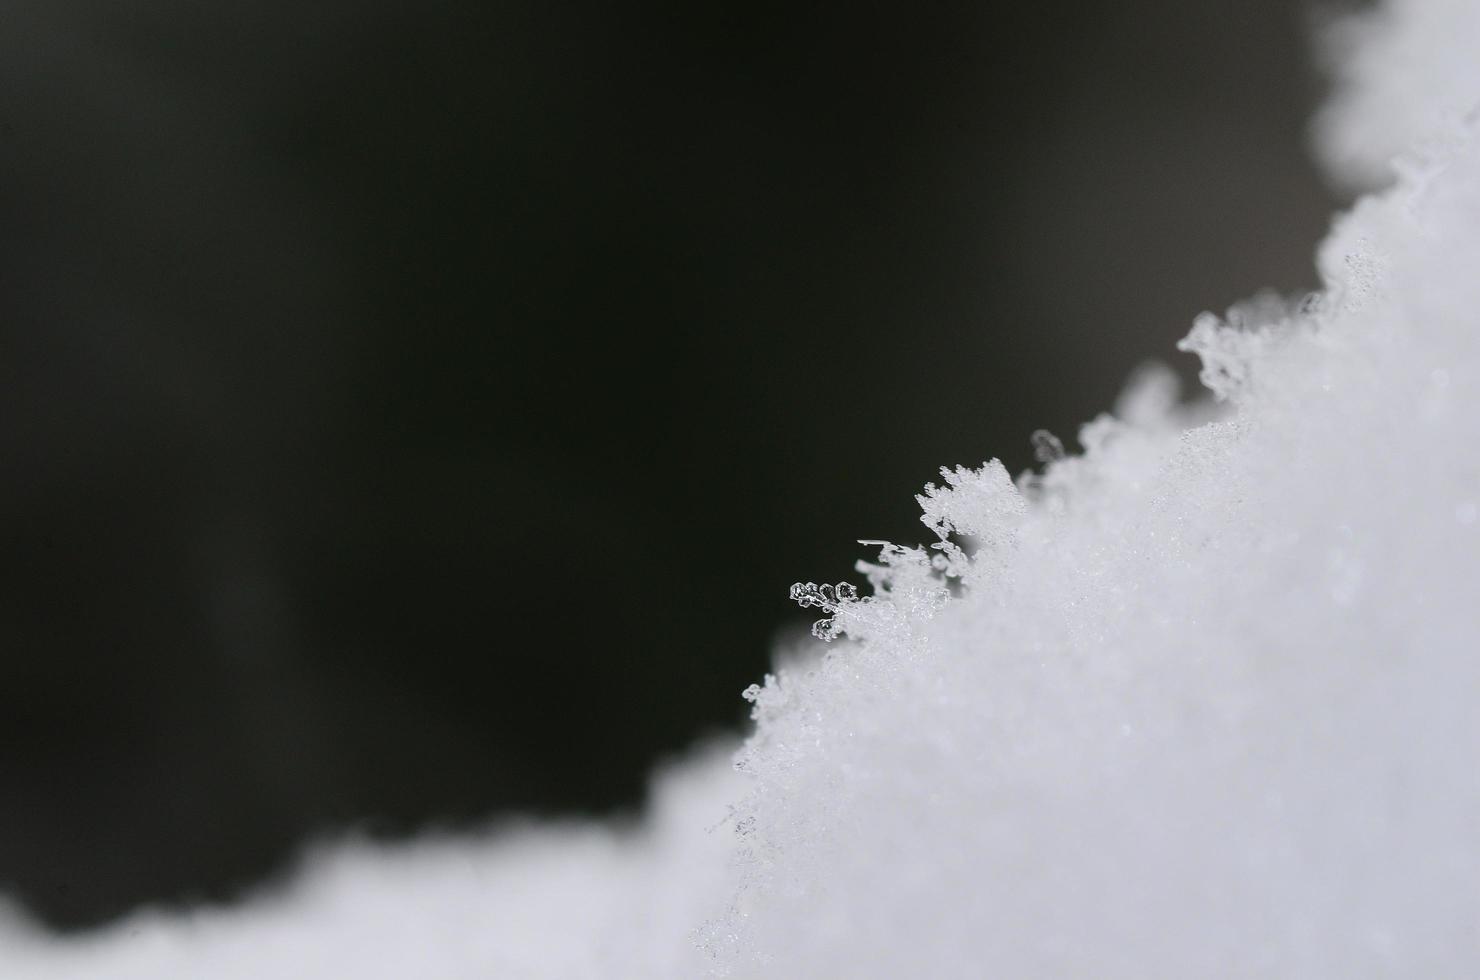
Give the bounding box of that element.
[6,0,1480,975]
[787,581,860,641]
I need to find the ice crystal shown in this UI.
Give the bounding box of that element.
[788,581,859,641]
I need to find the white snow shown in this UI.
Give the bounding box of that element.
[1313,0,1480,191]
[0,746,743,979]
[6,0,1480,975]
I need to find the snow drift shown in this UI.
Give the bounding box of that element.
[5,0,1480,975]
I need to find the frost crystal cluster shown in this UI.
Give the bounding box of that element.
[5,0,1480,975]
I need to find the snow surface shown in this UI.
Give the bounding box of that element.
[5,0,1480,975]
[1313,0,1480,191]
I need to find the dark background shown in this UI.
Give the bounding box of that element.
[0,0,1336,928]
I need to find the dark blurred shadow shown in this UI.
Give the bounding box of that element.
[0,0,1334,927]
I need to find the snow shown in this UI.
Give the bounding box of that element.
[6,0,1480,975]
[0,746,743,979]
[1313,0,1480,192]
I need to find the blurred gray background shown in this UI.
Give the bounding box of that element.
[0,0,1338,927]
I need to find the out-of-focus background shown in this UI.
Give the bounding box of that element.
[0,0,1337,928]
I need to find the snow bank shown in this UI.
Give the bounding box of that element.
[714,124,1480,975]
[6,0,1480,975]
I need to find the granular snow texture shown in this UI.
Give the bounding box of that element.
[4,0,1480,975]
